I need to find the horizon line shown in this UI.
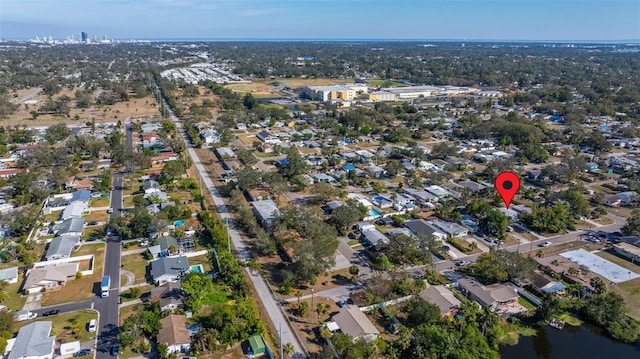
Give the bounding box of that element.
[3,37,640,44]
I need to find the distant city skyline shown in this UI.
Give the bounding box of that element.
[1,0,639,41]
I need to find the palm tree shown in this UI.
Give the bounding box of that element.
[568,266,579,278]
[283,343,295,358]
[295,290,303,306]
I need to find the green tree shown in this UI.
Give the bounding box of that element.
[44,123,71,144]
[405,298,441,327]
[311,181,335,203]
[590,277,607,294]
[623,208,640,236]
[94,170,113,193]
[283,343,295,359]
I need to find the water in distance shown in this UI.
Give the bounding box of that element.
[500,323,640,359]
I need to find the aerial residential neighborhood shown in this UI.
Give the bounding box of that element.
[0,9,639,358]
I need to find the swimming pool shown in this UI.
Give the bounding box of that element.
[190,264,204,273]
[174,220,185,227]
[368,209,382,217]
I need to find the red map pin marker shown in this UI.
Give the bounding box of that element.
[495,171,520,209]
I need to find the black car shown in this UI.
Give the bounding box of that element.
[42,309,60,316]
[74,349,92,357]
[111,344,120,356]
[87,221,98,226]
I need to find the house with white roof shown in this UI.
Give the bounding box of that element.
[7,321,55,359]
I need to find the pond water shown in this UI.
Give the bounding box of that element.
[500,323,640,359]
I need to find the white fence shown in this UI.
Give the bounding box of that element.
[32,254,95,276]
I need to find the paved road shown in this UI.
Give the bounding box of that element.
[93,172,124,359]
[160,96,307,357]
[32,298,94,316]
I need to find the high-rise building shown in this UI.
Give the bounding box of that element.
[81,32,88,42]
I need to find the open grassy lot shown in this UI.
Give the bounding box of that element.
[43,211,62,223]
[617,277,640,320]
[41,244,105,306]
[170,190,194,203]
[367,79,406,87]
[3,276,27,311]
[89,197,111,208]
[82,225,105,239]
[122,196,134,208]
[32,310,98,343]
[85,210,108,222]
[122,253,149,284]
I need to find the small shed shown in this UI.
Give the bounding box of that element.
[60,341,81,356]
[247,335,266,356]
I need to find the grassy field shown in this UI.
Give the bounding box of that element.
[122,253,149,284]
[89,197,111,208]
[82,225,105,239]
[85,210,108,223]
[518,295,537,310]
[41,244,105,306]
[3,276,27,311]
[43,211,62,223]
[32,310,98,343]
[367,79,406,87]
[617,278,640,320]
[122,196,134,208]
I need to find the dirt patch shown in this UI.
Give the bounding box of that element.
[4,88,160,127]
[285,296,338,355]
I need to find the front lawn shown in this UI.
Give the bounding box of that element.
[3,277,27,311]
[85,210,108,223]
[89,197,111,208]
[121,253,149,284]
[34,310,98,343]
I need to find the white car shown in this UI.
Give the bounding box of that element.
[88,319,97,332]
[540,241,552,247]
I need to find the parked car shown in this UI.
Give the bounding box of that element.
[74,349,92,357]
[87,221,98,226]
[111,344,119,356]
[42,309,60,317]
[88,319,96,332]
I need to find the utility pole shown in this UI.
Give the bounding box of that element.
[226,217,231,253]
[279,322,283,359]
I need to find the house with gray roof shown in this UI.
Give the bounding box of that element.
[45,236,80,261]
[361,228,389,247]
[332,305,379,342]
[56,217,85,237]
[0,266,19,284]
[419,285,461,316]
[151,256,190,285]
[431,220,468,238]
[457,277,518,310]
[7,321,55,359]
[251,200,279,232]
[158,236,179,253]
[404,219,446,241]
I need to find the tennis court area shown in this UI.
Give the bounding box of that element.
[561,249,640,283]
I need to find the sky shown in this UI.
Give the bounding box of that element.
[0,0,639,41]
